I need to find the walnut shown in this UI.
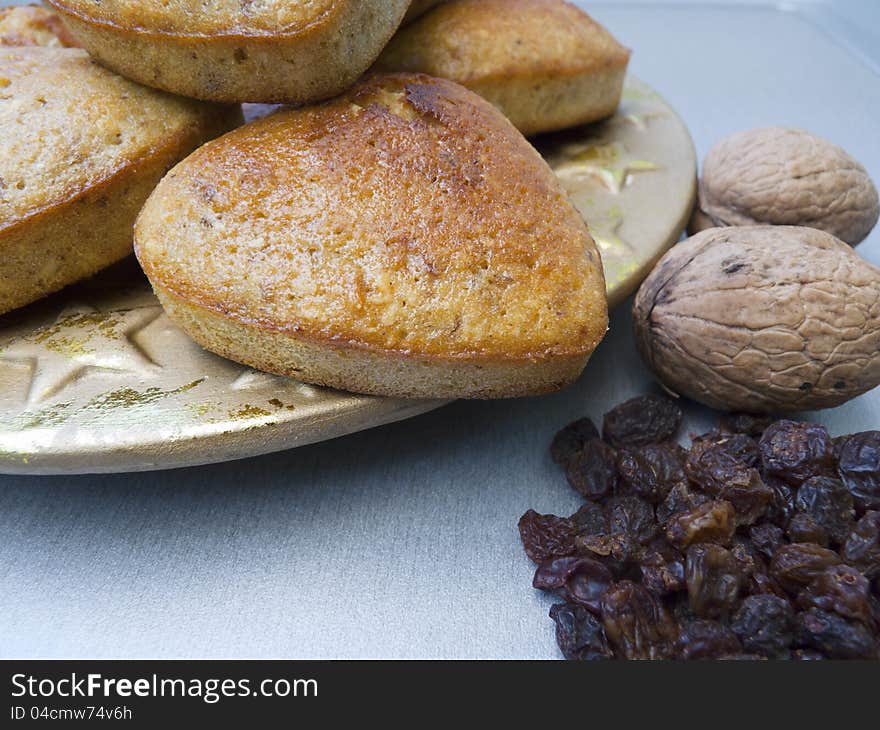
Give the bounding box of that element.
[633,226,880,412]
[689,128,879,246]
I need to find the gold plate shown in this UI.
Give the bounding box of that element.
[536,77,697,308]
[0,76,695,474]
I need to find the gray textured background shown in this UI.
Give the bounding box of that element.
[2,0,879,658]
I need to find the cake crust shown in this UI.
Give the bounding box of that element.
[374,0,631,136]
[47,0,411,103]
[135,74,608,398]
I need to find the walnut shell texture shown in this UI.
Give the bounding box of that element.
[633,226,880,412]
[695,127,879,246]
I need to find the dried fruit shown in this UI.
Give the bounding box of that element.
[640,542,686,597]
[760,420,835,486]
[797,565,874,626]
[564,438,619,501]
[549,602,613,661]
[686,544,742,619]
[731,595,794,658]
[570,502,608,537]
[692,127,879,246]
[763,477,796,528]
[606,494,657,545]
[617,443,686,503]
[674,619,742,660]
[518,510,575,564]
[600,581,675,659]
[795,476,854,544]
[786,513,830,547]
[601,395,682,449]
[656,483,710,525]
[730,536,765,582]
[842,511,880,579]
[528,400,880,660]
[666,500,736,549]
[749,523,785,561]
[632,226,880,412]
[691,431,760,468]
[794,609,878,659]
[836,431,880,511]
[718,413,774,437]
[770,543,842,595]
[533,556,613,614]
[685,437,771,525]
[791,649,826,661]
[550,417,599,469]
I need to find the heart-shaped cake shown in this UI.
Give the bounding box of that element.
[134,73,608,398]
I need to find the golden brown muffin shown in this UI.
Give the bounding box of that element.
[374,0,631,136]
[0,5,78,47]
[135,74,608,399]
[403,0,446,24]
[0,46,241,315]
[46,0,411,104]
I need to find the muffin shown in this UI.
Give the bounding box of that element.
[135,74,608,399]
[374,0,631,136]
[403,0,446,24]
[47,0,411,103]
[0,5,78,47]
[0,45,241,315]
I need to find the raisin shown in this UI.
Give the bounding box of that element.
[749,569,790,600]
[770,543,842,595]
[576,496,655,575]
[759,420,834,486]
[795,476,854,545]
[730,536,765,581]
[656,483,710,525]
[577,533,641,570]
[617,443,687,503]
[570,502,608,537]
[549,602,613,660]
[719,413,774,437]
[692,431,760,467]
[606,494,657,545]
[674,619,742,660]
[518,510,576,564]
[531,401,880,660]
[797,565,874,626]
[666,500,736,549]
[533,556,613,614]
[749,523,785,561]
[837,431,880,512]
[550,417,599,469]
[794,609,878,659]
[765,476,797,527]
[640,542,686,597]
[600,580,676,659]
[564,438,619,500]
[730,595,794,658]
[601,394,682,449]
[791,649,826,660]
[842,511,880,580]
[685,441,770,525]
[686,544,742,619]
[786,513,829,547]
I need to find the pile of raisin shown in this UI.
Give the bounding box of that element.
[520,394,880,660]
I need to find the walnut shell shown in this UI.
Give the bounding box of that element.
[692,128,879,246]
[633,226,880,412]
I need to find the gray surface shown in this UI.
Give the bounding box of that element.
[2,0,880,659]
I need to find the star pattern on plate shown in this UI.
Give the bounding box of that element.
[0,303,163,404]
[619,110,664,132]
[552,141,659,195]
